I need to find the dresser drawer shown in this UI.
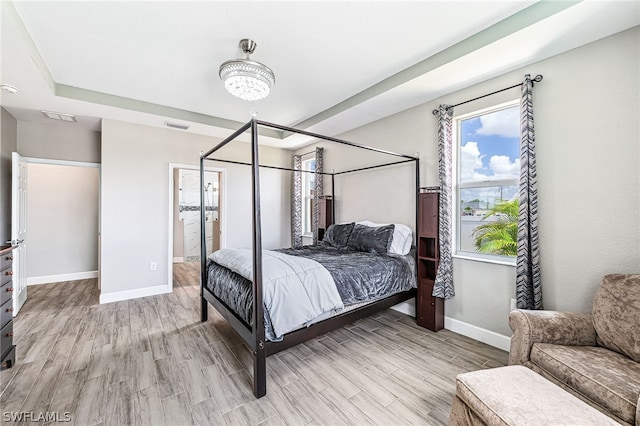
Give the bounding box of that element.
[0,299,12,329]
[1,268,12,286]
[0,320,13,355]
[0,281,13,307]
[0,253,12,272]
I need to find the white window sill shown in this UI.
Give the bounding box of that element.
[453,253,516,267]
[302,233,313,238]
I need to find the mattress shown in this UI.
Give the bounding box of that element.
[205,245,416,341]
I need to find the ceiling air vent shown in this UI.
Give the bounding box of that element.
[165,121,190,130]
[41,110,77,122]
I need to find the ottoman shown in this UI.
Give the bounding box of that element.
[448,365,620,425]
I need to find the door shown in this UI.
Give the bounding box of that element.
[11,152,27,315]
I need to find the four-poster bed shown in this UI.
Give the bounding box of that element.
[199,118,420,398]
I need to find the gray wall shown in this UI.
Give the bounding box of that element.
[308,27,640,338]
[0,108,18,245]
[100,119,291,297]
[14,119,101,284]
[17,120,101,163]
[26,163,99,279]
[293,144,416,229]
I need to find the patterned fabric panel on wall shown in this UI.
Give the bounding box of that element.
[312,147,324,245]
[516,74,543,310]
[433,105,455,299]
[292,155,302,248]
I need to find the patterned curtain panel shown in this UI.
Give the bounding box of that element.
[433,105,455,299]
[291,154,302,248]
[516,74,543,309]
[312,147,324,245]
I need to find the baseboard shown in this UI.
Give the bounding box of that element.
[99,284,172,304]
[391,300,416,316]
[444,316,511,351]
[27,270,98,286]
[173,257,184,263]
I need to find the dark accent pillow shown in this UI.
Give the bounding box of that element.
[347,224,395,254]
[321,222,355,248]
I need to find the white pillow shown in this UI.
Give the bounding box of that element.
[357,221,413,255]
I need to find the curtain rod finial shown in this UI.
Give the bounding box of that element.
[432,109,439,116]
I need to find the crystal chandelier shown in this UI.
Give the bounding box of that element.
[219,39,275,101]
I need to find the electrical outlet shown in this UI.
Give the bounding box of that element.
[150,262,157,271]
[510,298,517,310]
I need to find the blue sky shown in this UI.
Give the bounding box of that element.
[459,105,520,182]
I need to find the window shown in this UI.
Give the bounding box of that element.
[301,156,316,236]
[454,101,519,263]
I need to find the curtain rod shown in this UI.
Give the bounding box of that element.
[431,74,543,115]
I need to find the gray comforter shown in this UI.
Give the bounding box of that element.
[206,245,416,340]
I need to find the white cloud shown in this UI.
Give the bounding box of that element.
[460,142,487,181]
[489,155,520,179]
[476,107,519,138]
[461,142,520,181]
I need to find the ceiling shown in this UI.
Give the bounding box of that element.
[1,1,638,149]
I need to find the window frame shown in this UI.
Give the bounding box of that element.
[301,154,316,237]
[452,100,520,266]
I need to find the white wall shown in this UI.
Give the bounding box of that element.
[100,119,291,301]
[311,27,639,343]
[26,163,99,282]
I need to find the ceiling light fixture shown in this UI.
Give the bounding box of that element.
[1,84,19,94]
[41,110,77,122]
[219,39,275,101]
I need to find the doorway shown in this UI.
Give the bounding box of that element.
[11,154,100,315]
[175,169,220,262]
[168,164,225,286]
[26,162,100,282]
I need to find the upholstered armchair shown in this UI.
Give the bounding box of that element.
[509,274,640,426]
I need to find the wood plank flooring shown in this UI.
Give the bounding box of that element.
[0,263,508,425]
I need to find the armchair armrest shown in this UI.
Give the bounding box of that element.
[508,309,596,366]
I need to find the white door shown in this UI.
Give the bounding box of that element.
[11,152,27,315]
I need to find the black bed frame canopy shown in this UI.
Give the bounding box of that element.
[199,118,420,398]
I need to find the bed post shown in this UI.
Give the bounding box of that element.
[331,173,335,223]
[250,118,267,398]
[415,157,420,283]
[200,155,208,322]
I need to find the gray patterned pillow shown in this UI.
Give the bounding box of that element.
[347,224,395,254]
[321,222,355,248]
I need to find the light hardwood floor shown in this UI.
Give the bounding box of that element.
[0,263,507,425]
